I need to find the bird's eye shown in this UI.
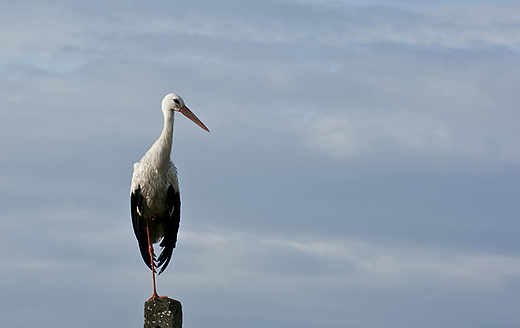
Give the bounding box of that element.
[173,99,180,105]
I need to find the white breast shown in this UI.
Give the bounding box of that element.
[131,160,179,217]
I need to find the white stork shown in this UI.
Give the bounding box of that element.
[130,93,209,299]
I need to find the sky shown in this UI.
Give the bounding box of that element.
[1,0,519,327]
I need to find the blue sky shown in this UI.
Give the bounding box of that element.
[1,0,519,327]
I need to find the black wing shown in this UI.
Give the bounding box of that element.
[130,187,153,271]
[156,185,181,274]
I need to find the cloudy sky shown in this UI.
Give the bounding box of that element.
[1,0,520,327]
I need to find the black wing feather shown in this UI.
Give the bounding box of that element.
[157,185,181,274]
[131,187,153,271]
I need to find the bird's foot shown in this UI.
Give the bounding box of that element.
[148,292,168,301]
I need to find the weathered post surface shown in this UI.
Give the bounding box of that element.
[144,297,182,328]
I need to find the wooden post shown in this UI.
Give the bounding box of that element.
[144,297,182,328]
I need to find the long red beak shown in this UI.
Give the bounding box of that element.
[180,106,210,132]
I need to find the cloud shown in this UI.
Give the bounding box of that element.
[294,115,356,158]
[10,204,516,298]
[173,228,520,290]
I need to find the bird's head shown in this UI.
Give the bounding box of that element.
[162,93,210,132]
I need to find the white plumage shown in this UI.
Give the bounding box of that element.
[130,93,209,299]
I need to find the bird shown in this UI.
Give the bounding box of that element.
[130,93,209,299]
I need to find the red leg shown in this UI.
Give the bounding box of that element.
[146,216,163,300]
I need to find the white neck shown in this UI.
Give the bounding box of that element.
[146,110,174,169]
